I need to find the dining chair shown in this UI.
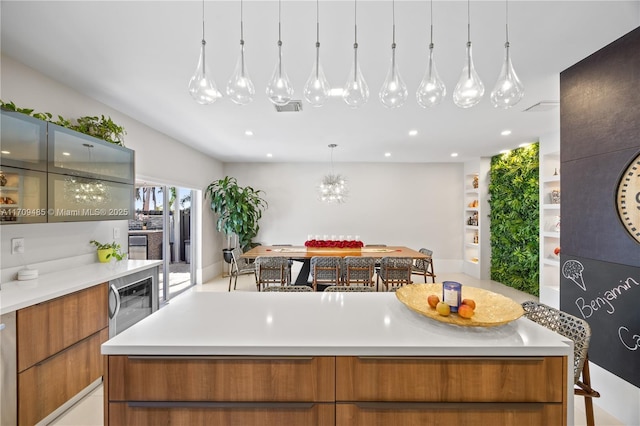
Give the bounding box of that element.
[310,256,342,291]
[377,257,413,292]
[255,256,290,292]
[342,256,376,288]
[324,285,373,292]
[262,285,313,292]
[411,248,436,283]
[229,247,256,291]
[521,301,600,426]
[272,244,295,283]
[365,244,387,276]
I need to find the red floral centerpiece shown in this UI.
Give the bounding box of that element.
[304,239,364,249]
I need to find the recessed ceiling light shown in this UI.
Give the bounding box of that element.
[409,130,418,136]
[330,88,344,97]
[1,150,10,155]
[501,130,512,136]
[384,152,391,157]
[266,153,273,158]
[500,149,510,154]
[245,130,253,136]
[450,153,458,157]
[62,152,71,156]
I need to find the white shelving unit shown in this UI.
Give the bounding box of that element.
[463,160,490,280]
[539,144,560,308]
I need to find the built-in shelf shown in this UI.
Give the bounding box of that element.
[540,145,560,308]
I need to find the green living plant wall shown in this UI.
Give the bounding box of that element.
[488,143,540,296]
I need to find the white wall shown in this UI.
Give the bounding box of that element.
[0,55,224,283]
[224,162,464,272]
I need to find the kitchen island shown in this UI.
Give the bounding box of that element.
[102,290,574,425]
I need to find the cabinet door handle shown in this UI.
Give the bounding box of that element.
[351,402,546,410]
[128,401,316,409]
[357,356,545,362]
[127,355,315,361]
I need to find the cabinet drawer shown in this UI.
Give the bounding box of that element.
[108,356,335,402]
[108,401,335,426]
[336,356,566,403]
[17,283,108,371]
[18,328,108,426]
[336,402,564,426]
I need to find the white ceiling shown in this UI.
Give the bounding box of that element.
[1,1,639,163]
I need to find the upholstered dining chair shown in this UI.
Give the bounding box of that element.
[229,247,256,291]
[263,285,313,292]
[521,301,600,426]
[324,285,374,292]
[255,256,290,292]
[377,257,413,292]
[342,256,376,288]
[411,248,436,283]
[272,244,295,283]
[310,256,342,291]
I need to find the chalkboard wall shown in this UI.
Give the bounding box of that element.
[560,27,640,388]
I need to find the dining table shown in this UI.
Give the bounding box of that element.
[242,245,428,286]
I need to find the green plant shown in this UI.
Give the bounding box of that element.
[205,176,268,251]
[74,115,126,146]
[1,100,126,146]
[488,143,540,296]
[90,240,126,261]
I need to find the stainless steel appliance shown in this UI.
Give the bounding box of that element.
[128,234,148,260]
[109,267,159,337]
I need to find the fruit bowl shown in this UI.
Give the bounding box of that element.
[395,284,524,327]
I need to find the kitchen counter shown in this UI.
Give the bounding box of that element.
[0,260,162,314]
[102,290,572,357]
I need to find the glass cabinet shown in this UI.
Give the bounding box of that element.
[0,166,47,224]
[48,123,134,184]
[48,173,134,222]
[0,109,48,171]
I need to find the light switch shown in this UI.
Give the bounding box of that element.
[11,238,25,254]
[113,227,121,239]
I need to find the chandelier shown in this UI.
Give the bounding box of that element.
[319,144,347,204]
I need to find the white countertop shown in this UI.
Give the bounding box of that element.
[102,290,573,357]
[0,260,162,314]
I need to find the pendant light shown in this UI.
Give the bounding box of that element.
[453,0,484,108]
[490,0,524,108]
[416,0,446,108]
[226,0,255,105]
[188,0,221,105]
[303,0,331,107]
[343,0,369,108]
[379,0,408,108]
[319,144,348,204]
[266,0,294,106]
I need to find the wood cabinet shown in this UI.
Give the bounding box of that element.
[105,354,567,425]
[15,283,109,425]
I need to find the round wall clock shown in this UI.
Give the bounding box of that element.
[617,152,640,243]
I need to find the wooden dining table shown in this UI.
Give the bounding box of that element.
[242,245,427,285]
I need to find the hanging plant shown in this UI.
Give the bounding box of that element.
[488,143,540,296]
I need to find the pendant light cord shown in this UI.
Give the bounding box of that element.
[467,0,471,79]
[353,0,358,81]
[278,0,282,45]
[240,0,244,45]
[200,0,206,73]
[429,0,433,49]
[315,0,320,78]
[505,0,510,47]
[392,0,396,48]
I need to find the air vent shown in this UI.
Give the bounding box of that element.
[274,100,303,112]
[523,101,559,112]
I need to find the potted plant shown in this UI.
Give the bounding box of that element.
[205,176,268,254]
[90,240,126,263]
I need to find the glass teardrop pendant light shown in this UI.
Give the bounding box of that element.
[490,0,524,108]
[379,0,408,108]
[188,0,221,105]
[266,0,294,106]
[303,0,331,107]
[343,0,369,108]
[226,0,255,105]
[416,0,446,108]
[453,0,484,108]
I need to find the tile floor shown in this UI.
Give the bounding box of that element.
[50,267,625,426]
